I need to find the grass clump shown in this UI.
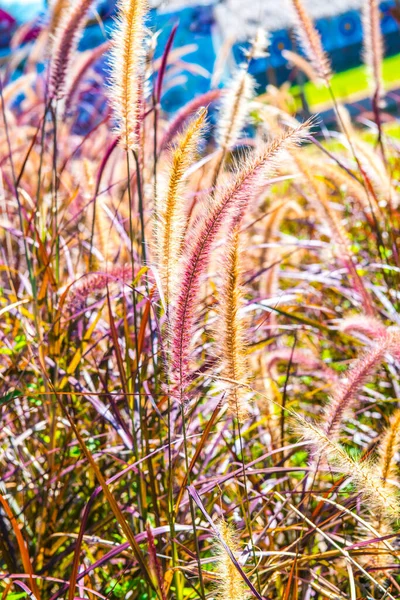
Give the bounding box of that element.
[1,1,400,599]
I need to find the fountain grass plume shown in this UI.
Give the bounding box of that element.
[323,329,400,440]
[109,0,149,151]
[63,41,112,116]
[216,28,269,152]
[48,0,94,101]
[294,151,376,316]
[217,70,256,151]
[157,108,207,311]
[159,89,221,151]
[49,0,70,33]
[362,0,384,99]
[169,122,310,403]
[290,0,332,83]
[315,160,379,219]
[4,4,400,596]
[339,315,388,339]
[378,408,400,486]
[218,227,249,422]
[296,415,400,521]
[214,519,250,600]
[64,267,132,316]
[282,49,319,84]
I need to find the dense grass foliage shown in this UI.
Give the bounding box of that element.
[1,1,400,599]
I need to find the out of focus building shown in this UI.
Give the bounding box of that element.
[1,0,399,109]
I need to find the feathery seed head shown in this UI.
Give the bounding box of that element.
[282,49,319,84]
[244,28,269,60]
[217,70,256,150]
[315,161,375,217]
[169,123,309,404]
[266,348,324,373]
[218,227,250,422]
[362,0,384,99]
[339,315,388,340]
[63,41,112,116]
[157,108,207,308]
[378,409,400,486]
[293,150,375,314]
[109,0,149,151]
[214,520,250,600]
[48,0,94,101]
[296,416,400,521]
[64,267,131,316]
[48,0,71,34]
[290,0,332,83]
[159,89,222,151]
[323,333,398,440]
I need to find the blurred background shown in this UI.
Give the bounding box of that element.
[1,0,400,115]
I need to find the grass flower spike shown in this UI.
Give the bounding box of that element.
[157,108,207,309]
[214,520,250,600]
[4,6,400,597]
[339,315,388,339]
[217,70,256,151]
[48,0,94,100]
[282,49,319,84]
[109,0,149,150]
[297,416,400,521]
[169,123,309,403]
[218,227,249,421]
[48,0,71,33]
[362,0,384,99]
[378,409,400,487]
[323,329,400,439]
[290,0,332,83]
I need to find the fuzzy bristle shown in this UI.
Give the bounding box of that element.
[290,0,332,83]
[217,70,256,150]
[157,108,207,309]
[109,0,149,150]
[339,315,388,339]
[316,161,379,218]
[214,520,250,600]
[282,49,319,84]
[323,331,400,439]
[246,28,269,60]
[169,123,309,403]
[294,151,375,315]
[218,227,249,421]
[48,0,94,101]
[64,267,131,316]
[362,0,384,99]
[48,0,70,34]
[63,41,111,116]
[378,409,400,486]
[297,416,400,520]
[265,348,333,377]
[159,89,221,151]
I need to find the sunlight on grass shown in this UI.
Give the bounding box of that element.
[292,52,400,109]
[2,1,400,598]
